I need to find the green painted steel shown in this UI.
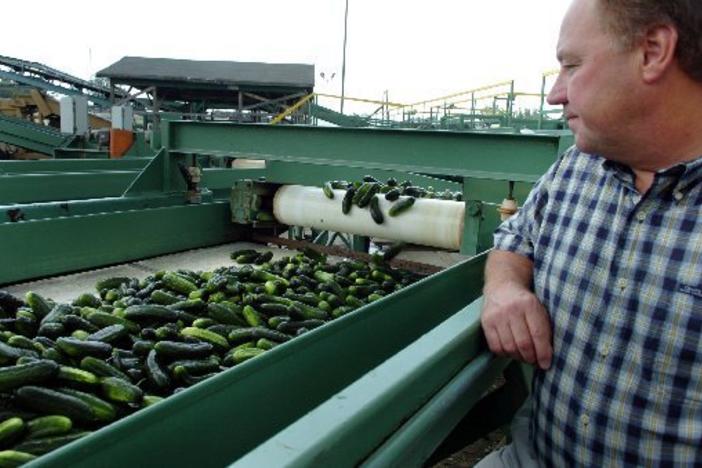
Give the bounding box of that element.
[164,122,567,182]
[309,102,370,127]
[361,354,509,467]
[0,114,74,155]
[233,295,499,467]
[0,159,148,173]
[0,170,140,204]
[26,253,487,467]
[0,202,240,285]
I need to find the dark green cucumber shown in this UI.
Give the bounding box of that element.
[369,195,384,224]
[180,327,229,351]
[256,338,277,350]
[24,292,52,320]
[162,273,198,295]
[172,366,217,386]
[342,187,356,214]
[322,182,335,199]
[95,277,131,292]
[85,312,140,334]
[72,293,101,308]
[6,336,38,352]
[57,365,99,386]
[85,324,127,343]
[207,303,246,326]
[145,350,171,391]
[149,289,181,305]
[242,305,263,327]
[154,341,213,359]
[59,315,99,333]
[131,340,155,357]
[79,356,130,381]
[15,386,96,424]
[0,417,24,446]
[13,432,90,456]
[100,377,143,404]
[56,338,112,358]
[37,322,65,339]
[230,347,265,364]
[388,196,416,216]
[384,188,401,201]
[277,319,326,334]
[26,415,72,439]
[123,305,177,322]
[39,304,73,327]
[228,327,291,344]
[0,342,38,362]
[0,450,36,466]
[142,395,164,407]
[167,356,220,375]
[55,387,116,423]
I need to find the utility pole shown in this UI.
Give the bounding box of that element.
[340,0,349,114]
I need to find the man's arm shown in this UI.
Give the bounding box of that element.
[481,250,553,370]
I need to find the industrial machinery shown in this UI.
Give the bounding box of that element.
[0,122,572,466]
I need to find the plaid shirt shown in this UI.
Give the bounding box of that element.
[494,147,702,466]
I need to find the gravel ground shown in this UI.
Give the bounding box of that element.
[432,429,507,467]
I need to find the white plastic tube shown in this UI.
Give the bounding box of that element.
[273,185,465,250]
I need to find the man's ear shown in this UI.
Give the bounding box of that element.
[640,23,678,83]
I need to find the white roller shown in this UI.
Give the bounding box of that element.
[273,185,465,250]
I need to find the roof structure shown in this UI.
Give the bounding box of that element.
[96,57,315,107]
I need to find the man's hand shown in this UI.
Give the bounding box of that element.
[481,283,553,370]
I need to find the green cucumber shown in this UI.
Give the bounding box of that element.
[57,366,99,386]
[100,377,143,404]
[145,350,171,390]
[13,432,90,456]
[72,293,101,308]
[388,196,416,216]
[0,450,36,466]
[55,388,116,423]
[0,417,24,446]
[384,188,400,201]
[85,312,140,334]
[342,187,356,214]
[95,277,131,292]
[26,415,72,439]
[154,341,213,359]
[15,387,96,424]
[123,305,177,322]
[207,303,245,326]
[0,342,38,363]
[142,395,163,407]
[256,338,277,350]
[167,356,220,375]
[149,290,181,305]
[79,356,130,382]
[85,324,127,343]
[24,292,51,320]
[228,327,291,344]
[369,195,384,224]
[242,305,263,327]
[180,327,229,351]
[322,182,335,199]
[56,338,112,358]
[162,273,198,295]
[230,347,265,364]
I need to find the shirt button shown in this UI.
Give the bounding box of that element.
[580,414,590,426]
[600,344,610,358]
[616,278,628,290]
[636,211,646,222]
[674,191,683,201]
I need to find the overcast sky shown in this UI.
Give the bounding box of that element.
[3,0,570,112]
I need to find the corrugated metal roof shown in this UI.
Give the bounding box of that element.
[96,56,315,89]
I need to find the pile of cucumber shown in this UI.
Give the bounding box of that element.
[0,248,422,464]
[323,176,463,225]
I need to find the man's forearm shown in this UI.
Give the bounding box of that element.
[483,250,535,295]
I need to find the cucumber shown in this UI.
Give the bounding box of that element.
[72,293,101,308]
[154,341,213,359]
[149,290,181,305]
[167,356,220,375]
[85,312,140,334]
[56,388,116,423]
[26,415,72,439]
[384,188,401,201]
[342,187,356,214]
[0,417,24,446]
[95,277,131,292]
[0,342,38,362]
[369,195,384,224]
[256,338,278,350]
[39,304,73,327]
[59,315,99,333]
[167,299,206,312]
[259,303,289,315]
[172,366,217,387]
[322,182,335,199]
[192,318,216,329]
[79,356,130,382]
[57,366,99,386]
[123,305,177,322]
[162,273,198,295]
[56,338,112,358]
[242,305,263,327]
[131,340,155,357]
[358,183,380,208]
[277,319,325,334]
[0,293,24,316]
[15,387,95,424]
[145,350,171,390]
[388,196,415,216]
[24,292,51,320]
[230,347,265,364]
[36,322,65,339]
[6,336,38,352]
[332,306,354,318]
[142,395,163,407]
[101,377,143,404]
[0,450,35,466]
[267,316,290,329]
[207,303,245,326]
[85,324,127,343]
[180,327,229,351]
[12,432,90,456]
[228,327,291,344]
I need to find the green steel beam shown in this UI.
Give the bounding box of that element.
[0,114,73,156]
[28,254,488,467]
[0,159,148,173]
[0,170,140,204]
[233,296,499,467]
[164,122,568,183]
[0,202,241,285]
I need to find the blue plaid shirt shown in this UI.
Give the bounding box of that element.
[494,147,702,466]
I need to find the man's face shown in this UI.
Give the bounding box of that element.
[547,0,642,157]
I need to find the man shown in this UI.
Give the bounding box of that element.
[477,0,702,466]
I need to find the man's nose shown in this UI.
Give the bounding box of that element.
[547,72,567,106]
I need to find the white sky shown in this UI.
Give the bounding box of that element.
[3,0,570,112]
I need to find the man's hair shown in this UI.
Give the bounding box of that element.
[598,0,702,82]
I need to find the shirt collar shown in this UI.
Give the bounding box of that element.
[600,154,702,195]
